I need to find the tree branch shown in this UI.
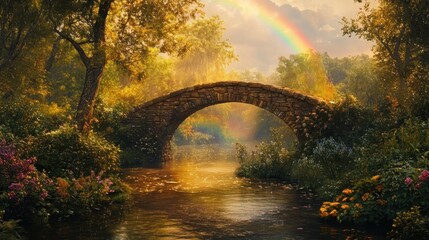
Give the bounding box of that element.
[54,28,90,67]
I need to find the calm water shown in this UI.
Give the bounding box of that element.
[29,145,385,239]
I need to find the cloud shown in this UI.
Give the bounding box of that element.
[319,24,335,32]
[203,0,374,73]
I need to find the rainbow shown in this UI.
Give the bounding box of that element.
[213,0,313,53]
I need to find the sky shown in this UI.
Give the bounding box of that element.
[203,0,376,73]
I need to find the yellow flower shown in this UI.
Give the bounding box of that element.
[362,193,370,202]
[349,197,355,201]
[375,184,383,192]
[330,202,340,207]
[341,204,350,210]
[322,201,331,205]
[329,210,338,217]
[56,177,70,198]
[342,197,348,202]
[342,188,353,195]
[57,177,69,188]
[371,175,381,181]
[320,207,327,213]
[74,182,83,191]
[354,203,363,209]
[320,211,329,218]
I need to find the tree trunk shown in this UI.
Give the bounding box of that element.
[76,53,106,133]
[74,0,112,133]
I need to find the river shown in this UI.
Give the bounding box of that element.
[29,144,385,239]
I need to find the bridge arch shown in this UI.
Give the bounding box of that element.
[125,81,327,165]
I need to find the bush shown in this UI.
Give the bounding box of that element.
[0,219,24,240]
[235,128,293,179]
[299,96,375,149]
[51,172,130,218]
[312,137,353,179]
[320,164,429,226]
[290,157,326,189]
[0,140,54,222]
[0,140,130,225]
[388,206,429,239]
[26,125,120,178]
[0,100,66,139]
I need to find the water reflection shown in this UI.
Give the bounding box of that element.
[29,144,385,239]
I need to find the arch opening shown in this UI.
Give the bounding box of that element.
[170,102,298,168]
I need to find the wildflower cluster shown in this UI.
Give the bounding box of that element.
[404,169,429,190]
[0,140,129,222]
[320,175,388,224]
[0,141,53,219]
[52,171,126,217]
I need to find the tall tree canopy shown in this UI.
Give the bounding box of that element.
[342,0,428,106]
[276,50,337,101]
[46,0,203,132]
[0,0,43,71]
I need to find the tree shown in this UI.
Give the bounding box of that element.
[341,0,427,103]
[338,55,382,106]
[175,16,237,86]
[0,0,43,71]
[322,53,352,85]
[276,50,337,100]
[46,0,203,133]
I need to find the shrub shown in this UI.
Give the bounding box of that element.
[0,100,66,139]
[320,164,429,225]
[0,140,130,224]
[26,125,120,178]
[51,172,130,218]
[0,140,54,222]
[325,175,388,224]
[290,157,326,189]
[299,96,375,149]
[235,128,293,179]
[388,206,429,239]
[312,137,353,179]
[0,219,24,240]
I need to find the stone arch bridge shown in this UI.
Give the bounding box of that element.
[125,81,328,165]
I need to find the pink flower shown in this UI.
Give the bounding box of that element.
[40,189,48,199]
[8,182,24,191]
[404,177,413,186]
[418,170,429,182]
[416,183,421,190]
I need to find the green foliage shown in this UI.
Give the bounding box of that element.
[353,118,429,179]
[0,219,24,240]
[320,161,429,227]
[298,96,375,150]
[290,157,326,189]
[334,55,383,106]
[388,206,429,240]
[0,100,66,139]
[51,173,130,218]
[312,138,353,179]
[235,128,293,179]
[117,118,164,167]
[0,140,53,222]
[175,16,237,85]
[174,122,229,145]
[320,175,388,224]
[26,125,120,178]
[342,0,427,108]
[0,0,46,71]
[276,50,337,100]
[0,140,130,227]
